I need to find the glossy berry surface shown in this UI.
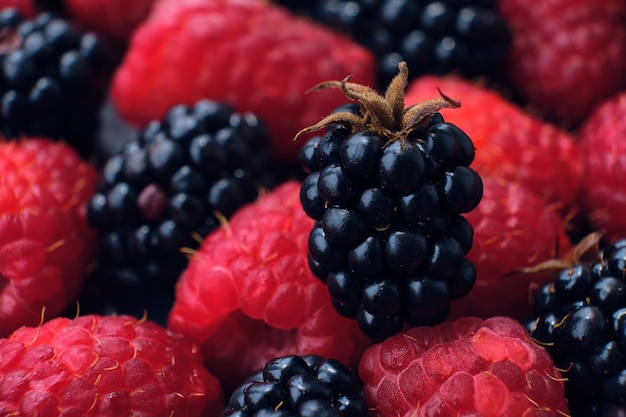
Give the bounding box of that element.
[85,99,278,324]
[0,8,113,158]
[529,238,626,416]
[299,63,482,341]
[224,355,366,417]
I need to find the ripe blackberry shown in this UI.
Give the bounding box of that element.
[224,355,366,417]
[0,8,113,158]
[85,99,278,323]
[298,62,482,341]
[275,0,509,88]
[528,234,626,416]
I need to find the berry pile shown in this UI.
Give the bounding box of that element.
[299,63,483,340]
[1,0,626,415]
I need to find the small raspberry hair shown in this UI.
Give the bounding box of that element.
[359,316,570,417]
[0,314,223,416]
[167,181,371,392]
[0,138,99,337]
[110,0,376,164]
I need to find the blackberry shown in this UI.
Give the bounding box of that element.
[297,62,482,341]
[0,8,113,158]
[85,99,279,323]
[275,0,510,89]
[528,235,626,417]
[224,355,366,417]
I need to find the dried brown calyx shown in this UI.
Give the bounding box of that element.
[294,61,461,144]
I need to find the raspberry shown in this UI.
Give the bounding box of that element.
[109,0,376,165]
[529,236,626,416]
[578,91,626,242]
[404,74,583,215]
[276,0,510,89]
[0,314,224,417]
[167,181,371,393]
[298,62,482,341]
[62,0,156,42]
[85,99,279,325]
[448,174,572,322]
[498,0,626,125]
[0,9,115,158]
[0,138,99,337]
[359,316,569,417]
[224,355,366,416]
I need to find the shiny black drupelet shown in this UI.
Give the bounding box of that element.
[298,62,482,341]
[84,99,279,323]
[275,0,510,89]
[224,355,366,417]
[0,8,113,158]
[528,238,626,417]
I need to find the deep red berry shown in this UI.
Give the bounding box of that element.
[0,314,224,417]
[404,74,583,215]
[64,0,156,42]
[359,316,569,417]
[110,0,376,165]
[450,174,572,322]
[578,91,626,242]
[498,0,626,125]
[167,181,371,392]
[0,138,99,337]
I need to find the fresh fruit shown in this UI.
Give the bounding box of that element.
[404,74,583,215]
[109,0,376,165]
[0,1,36,17]
[359,316,569,417]
[0,137,99,337]
[528,235,626,416]
[62,0,156,43]
[223,354,366,416]
[0,8,114,158]
[578,91,626,242]
[298,62,483,341]
[85,98,279,325]
[168,181,371,393]
[0,314,224,417]
[449,174,572,322]
[276,0,510,89]
[498,0,626,125]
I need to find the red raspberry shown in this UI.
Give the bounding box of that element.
[404,74,583,216]
[498,0,626,125]
[0,138,99,337]
[0,0,35,17]
[358,316,569,417]
[109,0,376,165]
[167,181,371,392]
[578,91,626,242]
[0,314,223,417]
[64,0,156,42]
[450,174,572,322]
